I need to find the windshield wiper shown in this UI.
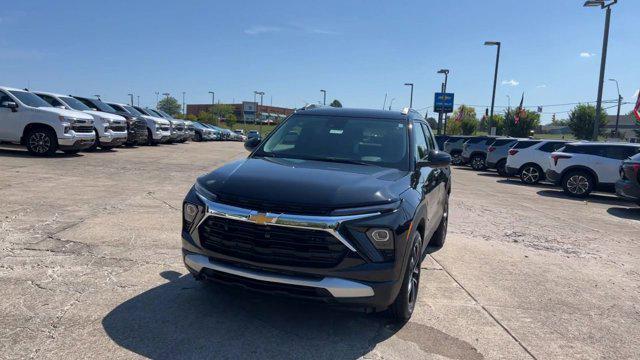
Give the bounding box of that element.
[302,156,371,166]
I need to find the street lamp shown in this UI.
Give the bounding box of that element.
[484,41,501,135]
[609,78,622,137]
[155,91,159,106]
[584,0,617,140]
[127,93,134,106]
[437,69,449,135]
[93,94,101,100]
[208,91,216,125]
[404,83,414,109]
[162,93,170,99]
[255,91,265,132]
[182,92,186,115]
[506,95,511,109]
[388,98,395,111]
[320,89,326,105]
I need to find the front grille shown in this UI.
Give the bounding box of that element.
[111,125,126,132]
[199,268,332,299]
[176,125,185,131]
[133,121,147,131]
[160,126,170,132]
[199,216,348,268]
[217,194,332,216]
[72,125,94,133]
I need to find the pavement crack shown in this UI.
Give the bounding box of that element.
[429,254,538,360]
[145,191,180,211]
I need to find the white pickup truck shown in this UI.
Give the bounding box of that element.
[35,92,128,150]
[0,86,95,155]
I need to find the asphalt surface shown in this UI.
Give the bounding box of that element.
[1,141,639,360]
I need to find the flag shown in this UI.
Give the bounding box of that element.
[455,108,464,122]
[634,90,640,125]
[514,93,524,125]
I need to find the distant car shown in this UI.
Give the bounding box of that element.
[96,102,148,146]
[443,136,471,165]
[461,136,500,170]
[547,142,640,197]
[234,129,245,136]
[146,108,189,143]
[485,138,520,176]
[506,140,567,184]
[105,103,170,145]
[615,152,640,204]
[191,122,218,141]
[247,130,260,140]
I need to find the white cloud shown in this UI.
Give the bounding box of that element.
[536,84,547,88]
[502,79,520,87]
[244,26,281,35]
[580,52,596,58]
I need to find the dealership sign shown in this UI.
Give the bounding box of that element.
[434,93,454,113]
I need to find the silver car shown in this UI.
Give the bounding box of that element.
[443,136,471,165]
[485,138,520,176]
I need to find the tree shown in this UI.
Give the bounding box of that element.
[329,99,342,108]
[226,113,237,129]
[197,111,214,124]
[211,104,235,124]
[446,105,478,135]
[568,104,607,140]
[479,114,505,135]
[503,109,540,137]
[157,96,182,116]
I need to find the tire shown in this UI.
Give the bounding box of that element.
[194,132,203,142]
[389,232,423,322]
[496,159,508,177]
[450,152,463,165]
[86,129,99,151]
[429,196,449,248]
[147,129,158,146]
[470,154,486,171]
[520,164,543,185]
[25,127,58,156]
[62,150,80,155]
[562,170,594,198]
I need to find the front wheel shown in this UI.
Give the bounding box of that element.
[26,128,58,156]
[389,232,422,322]
[470,155,486,171]
[562,170,594,198]
[450,152,463,165]
[520,164,542,184]
[194,132,202,142]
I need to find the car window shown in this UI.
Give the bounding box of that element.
[605,146,640,160]
[420,123,436,151]
[413,122,429,161]
[0,91,11,105]
[466,137,487,144]
[9,90,51,108]
[256,114,410,170]
[492,139,515,147]
[36,94,61,107]
[59,96,91,111]
[538,141,565,152]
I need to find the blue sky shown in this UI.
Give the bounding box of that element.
[1,0,638,123]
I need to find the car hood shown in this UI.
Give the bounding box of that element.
[83,110,126,124]
[39,107,93,121]
[142,115,170,125]
[197,157,411,210]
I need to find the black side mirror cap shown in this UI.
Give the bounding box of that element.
[244,137,261,152]
[417,150,451,169]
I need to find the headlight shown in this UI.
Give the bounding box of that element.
[58,116,72,125]
[184,203,199,222]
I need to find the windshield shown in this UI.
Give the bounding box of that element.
[193,122,212,130]
[146,109,163,117]
[9,91,52,108]
[254,115,409,170]
[77,97,115,113]
[154,109,172,118]
[60,96,91,111]
[121,105,142,116]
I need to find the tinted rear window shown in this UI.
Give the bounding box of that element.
[492,139,516,146]
[466,137,488,144]
[539,141,566,152]
[513,140,541,149]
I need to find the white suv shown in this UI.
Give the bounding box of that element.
[506,139,567,184]
[546,142,640,197]
[0,86,95,155]
[107,103,171,145]
[35,92,128,150]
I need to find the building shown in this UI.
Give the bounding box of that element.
[186,102,294,124]
[604,114,638,140]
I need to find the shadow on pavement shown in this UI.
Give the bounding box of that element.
[537,189,631,206]
[103,271,396,359]
[607,207,640,221]
[476,172,501,178]
[496,179,554,189]
[0,148,83,158]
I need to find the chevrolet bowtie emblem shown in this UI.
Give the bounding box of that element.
[249,213,278,225]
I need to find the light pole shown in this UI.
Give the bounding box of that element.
[255,91,265,133]
[437,69,449,135]
[484,41,501,135]
[584,0,617,141]
[182,92,186,115]
[609,78,622,137]
[320,89,326,105]
[162,92,170,99]
[208,91,216,125]
[388,98,395,111]
[155,92,159,106]
[137,95,140,107]
[404,83,414,109]
[506,95,511,109]
[94,94,101,100]
[127,93,134,106]
[382,93,387,110]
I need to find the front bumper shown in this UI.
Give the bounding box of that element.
[58,132,95,149]
[615,179,640,202]
[545,169,562,185]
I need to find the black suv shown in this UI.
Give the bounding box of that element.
[181,107,451,321]
[104,102,149,146]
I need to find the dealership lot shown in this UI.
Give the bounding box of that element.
[1,142,639,360]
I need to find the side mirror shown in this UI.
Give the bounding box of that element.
[416,150,451,169]
[2,101,18,112]
[244,137,261,152]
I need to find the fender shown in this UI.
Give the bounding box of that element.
[561,165,600,184]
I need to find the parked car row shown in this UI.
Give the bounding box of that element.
[436,134,640,204]
[0,86,247,156]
